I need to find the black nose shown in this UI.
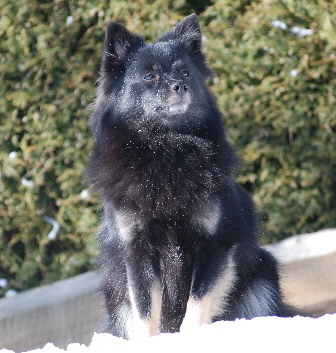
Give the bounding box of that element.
[171,82,188,96]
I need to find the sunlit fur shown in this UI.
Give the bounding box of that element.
[87,14,296,339]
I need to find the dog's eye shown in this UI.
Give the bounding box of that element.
[181,69,189,77]
[143,73,155,81]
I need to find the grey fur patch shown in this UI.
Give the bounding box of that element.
[238,279,279,319]
[192,198,221,236]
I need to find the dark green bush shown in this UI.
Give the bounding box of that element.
[0,0,335,295]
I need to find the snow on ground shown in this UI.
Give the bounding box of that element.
[1,314,335,353]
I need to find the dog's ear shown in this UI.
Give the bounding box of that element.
[159,14,212,77]
[102,22,143,76]
[158,14,202,53]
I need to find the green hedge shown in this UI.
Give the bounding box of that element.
[1,0,335,295]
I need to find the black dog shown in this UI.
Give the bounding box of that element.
[87,14,295,339]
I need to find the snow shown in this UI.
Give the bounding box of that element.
[290,69,299,77]
[264,228,336,263]
[79,189,90,200]
[290,26,313,38]
[21,178,34,188]
[0,279,8,288]
[43,216,60,240]
[0,278,18,298]
[270,20,313,38]
[1,315,335,353]
[8,152,18,159]
[1,229,335,352]
[271,20,288,30]
[4,289,18,298]
[66,16,74,26]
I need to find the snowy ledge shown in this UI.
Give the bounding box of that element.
[1,315,335,353]
[264,228,336,263]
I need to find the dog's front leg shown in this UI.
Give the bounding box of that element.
[180,246,237,332]
[159,245,193,333]
[125,247,161,339]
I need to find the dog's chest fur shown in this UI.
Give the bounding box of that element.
[92,118,224,221]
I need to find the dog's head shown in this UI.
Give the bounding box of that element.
[91,15,217,136]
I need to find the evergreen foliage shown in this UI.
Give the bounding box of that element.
[0,0,335,295]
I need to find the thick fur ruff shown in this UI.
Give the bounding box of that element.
[87,14,296,339]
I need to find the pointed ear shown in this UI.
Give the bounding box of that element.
[158,14,202,52]
[102,22,144,75]
[158,14,212,77]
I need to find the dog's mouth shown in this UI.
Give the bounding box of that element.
[154,99,191,115]
[154,103,189,115]
[167,101,190,114]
